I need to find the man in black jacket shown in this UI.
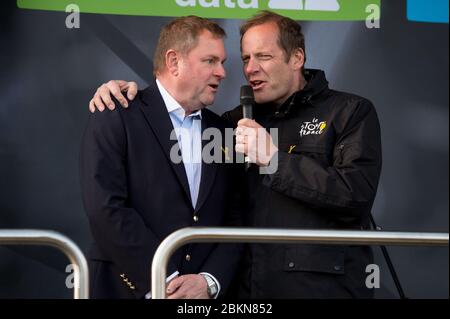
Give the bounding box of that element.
[88,11,382,298]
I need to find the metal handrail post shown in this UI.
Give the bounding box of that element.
[0,229,89,299]
[151,227,449,299]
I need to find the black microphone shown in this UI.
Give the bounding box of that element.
[240,85,254,170]
[240,85,254,119]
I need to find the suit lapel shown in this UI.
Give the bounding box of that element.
[139,85,192,203]
[195,110,219,212]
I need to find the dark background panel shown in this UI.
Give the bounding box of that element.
[0,1,447,298]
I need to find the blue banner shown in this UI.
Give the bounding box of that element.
[407,0,449,23]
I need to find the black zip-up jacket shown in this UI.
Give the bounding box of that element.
[222,69,382,298]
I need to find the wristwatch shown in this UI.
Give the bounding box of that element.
[202,274,218,297]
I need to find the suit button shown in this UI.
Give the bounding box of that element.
[120,274,125,279]
[185,254,191,261]
[288,262,295,268]
[193,215,199,222]
[334,265,342,271]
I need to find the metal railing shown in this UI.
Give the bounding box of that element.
[0,230,89,299]
[151,227,449,299]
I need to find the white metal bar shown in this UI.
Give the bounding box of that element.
[0,229,89,299]
[151,227,449,299]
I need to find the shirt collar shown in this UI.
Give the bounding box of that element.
[156,79,202,121]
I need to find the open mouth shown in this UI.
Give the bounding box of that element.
[250,80,265,90]
[208,84,219,90]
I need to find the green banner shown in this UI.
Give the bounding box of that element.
[17,0,381,21]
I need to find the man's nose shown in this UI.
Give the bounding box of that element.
[245,58,259,76]
[215,64,226,79]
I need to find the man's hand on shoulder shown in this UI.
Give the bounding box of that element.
[89,80,139,113]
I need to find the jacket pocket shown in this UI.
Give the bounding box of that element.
[287,142,332,165]
[284,245,345,275]
[294,143,328,154]
[280,141,328,155]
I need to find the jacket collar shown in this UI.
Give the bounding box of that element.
[299,68,329,102]
[254,69,329,119]
[139,82,217,212]
[195,110,218,212]
[278,69,329,115]
[139,83,193,205]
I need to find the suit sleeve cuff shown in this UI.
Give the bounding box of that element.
[199,272,221,299]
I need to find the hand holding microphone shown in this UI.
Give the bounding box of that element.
[236,85,278,169]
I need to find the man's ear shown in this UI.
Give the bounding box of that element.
[165,49,179,76]
[291,48,305,71]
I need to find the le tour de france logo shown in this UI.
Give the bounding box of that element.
[175,0,341,11]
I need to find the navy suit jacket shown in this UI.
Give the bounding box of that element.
[80,84,242,299]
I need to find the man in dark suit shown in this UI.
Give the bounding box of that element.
[80,16,241,299]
